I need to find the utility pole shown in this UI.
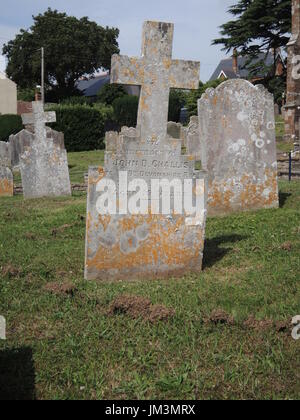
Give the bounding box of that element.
[41,47,45,104]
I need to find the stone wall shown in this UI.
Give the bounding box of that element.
[0,79,17,115]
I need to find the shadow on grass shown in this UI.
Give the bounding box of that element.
[0,347,36,400]
[203,234,247,269]
[279,192,292,208]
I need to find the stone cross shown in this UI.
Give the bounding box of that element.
[15,101,71,199]
[85,21,206,282]
[22,101,56,139]
[111,21,200,144]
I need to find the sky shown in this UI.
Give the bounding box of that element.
[0,0,234,82]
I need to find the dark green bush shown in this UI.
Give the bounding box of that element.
[59,96,93,106]
[186,80,223,117]
[49,105,106,152]
[112,95,139,129]
[0,114,23,141]
[17,88,36,102]
[97,84,127,105]
[168,89,187,122]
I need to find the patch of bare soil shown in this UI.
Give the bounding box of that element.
[244,316,291,334]
[1,264,22,278]
[244,316,273,331]
[51,224,76,236]
[281,241,293,251]
[275,321,291,333]
[44,282,77,296]
[207,309,235,326]
[24,232,36,240]
[108,295,175,323]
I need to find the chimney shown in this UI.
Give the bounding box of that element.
[232,48,238,74]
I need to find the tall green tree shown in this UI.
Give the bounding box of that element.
[213,0,291,56]
[212,0,291,103]
[2,8,119,100]
[213,0,291,76]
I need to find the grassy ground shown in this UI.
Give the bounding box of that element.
[68,150,104,184]
[0,177,299,400]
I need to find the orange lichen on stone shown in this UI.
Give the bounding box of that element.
[212,96,218,106]
[163,59,172,70]
[86,214,204,274]
[140,96,149,112]
[208,169,278,215]
[0,179,13,197]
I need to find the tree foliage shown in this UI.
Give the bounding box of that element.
[213,0,291,59]
[212,0,291,103]
[0,115,23,141]
[97,83,127,105]
[186,80,223,117]
[168,89,187,123]
[112,95,139,129]
[2,8,119,100]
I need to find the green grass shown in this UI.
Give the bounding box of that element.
[0,181,299,400]
[67,150,104,184]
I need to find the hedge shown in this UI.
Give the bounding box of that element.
[112,95,139,129]
[49,104,107,152]
[0,114,23,141]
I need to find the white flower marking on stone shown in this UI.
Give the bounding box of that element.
[237,111,247,122]
[256,139,265,149]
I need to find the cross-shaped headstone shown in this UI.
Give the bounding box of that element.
[111,21,200,144]
[21,101,56,139]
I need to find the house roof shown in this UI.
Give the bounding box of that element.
[0,71,7,80]
[76,74,110,97]
[76,74,140,97]
[210,52,275,81]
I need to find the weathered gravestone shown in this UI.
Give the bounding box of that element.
[18,101,71,199]
[198,79,279,216]
[0,141,13,197]
[167,122,182,139]
[10,126,65,169]
[167,121,188,148]
[186,116,200,160]
[85,21,207,281]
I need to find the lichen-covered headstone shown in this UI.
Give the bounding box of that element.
[85,21,207,281]
[198,79,279,216]
[18,101,71,199]
[0,141,13,197]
